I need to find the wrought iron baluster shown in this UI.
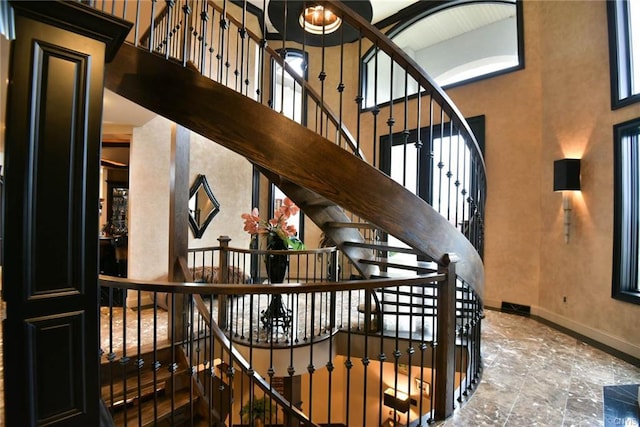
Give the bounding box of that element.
[372,42,379,168]
[180,1,191,67]
[136,290,143,426]
[217,0,227,83]
[133,1,141,47]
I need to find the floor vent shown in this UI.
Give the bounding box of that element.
[500,301,531,316]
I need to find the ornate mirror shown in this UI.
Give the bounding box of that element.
[188,174,220,238]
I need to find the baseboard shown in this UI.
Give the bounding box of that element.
[532,306,640,364]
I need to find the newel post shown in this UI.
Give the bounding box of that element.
[217,235,231,329]
[434,253,459,420]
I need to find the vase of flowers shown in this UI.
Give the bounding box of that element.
[242,198,304,333]
[241,197,304,283]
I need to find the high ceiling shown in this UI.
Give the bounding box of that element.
[249,0,417,31]
[253,0,516,56]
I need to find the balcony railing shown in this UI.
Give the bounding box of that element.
[99,238,482,426]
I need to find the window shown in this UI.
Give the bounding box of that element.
[362,0,523,108]
[269,49,307,239]
[613,117,640,304]
[379,116,485,266]
[271,49,307,124]
[608,0,640,109]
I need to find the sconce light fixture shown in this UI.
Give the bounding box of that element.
[553,159,581,243]
[383,387,415,413]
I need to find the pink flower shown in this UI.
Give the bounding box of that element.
[240,198,304,249]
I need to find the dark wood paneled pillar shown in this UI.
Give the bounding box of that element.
[2,2,130,425]
[168,124,190,342]
[169,124,191,280]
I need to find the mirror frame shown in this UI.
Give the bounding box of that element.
[188,174,221,239]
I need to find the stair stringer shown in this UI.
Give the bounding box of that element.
[256,168,381,279]
[104,43,484,296]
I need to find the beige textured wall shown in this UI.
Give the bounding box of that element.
[129,116,173,281]
[188,132,253,250]
[536,1,640,353]
[128,116,254,283]
[445,1,640,356]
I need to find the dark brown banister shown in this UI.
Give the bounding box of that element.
[95,1,487,422]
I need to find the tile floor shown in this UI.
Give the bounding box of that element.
[439,310,640,426]
[0,305,639,426]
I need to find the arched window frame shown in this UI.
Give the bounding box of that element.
[361,0,524,111]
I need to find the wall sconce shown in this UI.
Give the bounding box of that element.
[553,159,581,243]
[383,387,415,413]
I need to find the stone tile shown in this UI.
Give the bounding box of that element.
[565,395,603,420]
[507,396,566,426]
[563,409,605,427]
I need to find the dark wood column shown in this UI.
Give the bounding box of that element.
[169,124,191,280]
[168,125,190,342]
[2,2,130,425]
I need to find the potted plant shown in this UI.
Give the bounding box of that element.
[240,397,276,427]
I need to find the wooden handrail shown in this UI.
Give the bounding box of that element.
[105,43,484,295]
[92,0,486,299]
[99,272,445,295]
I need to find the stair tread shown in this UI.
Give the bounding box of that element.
[379,285,437,296]
[101,339,175,366]
[101,364,177,407]
[372,271,441,282]
[344,240,421,255]
[111,388,195,427]
[360,258,438,272]
[298,193,335,207]
[324,221,379,230]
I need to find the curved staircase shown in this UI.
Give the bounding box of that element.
[104,42,483,290]
[98,0,486,424]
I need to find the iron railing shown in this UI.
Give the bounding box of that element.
[99,239,482,426]
[80,0,488,424]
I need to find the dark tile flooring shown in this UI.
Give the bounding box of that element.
[439,310,640,426]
